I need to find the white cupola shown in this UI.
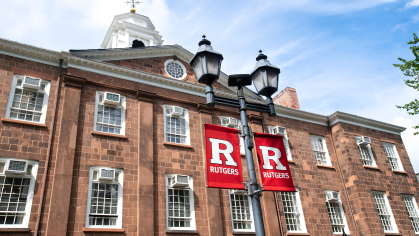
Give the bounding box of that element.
[101,12,164,49]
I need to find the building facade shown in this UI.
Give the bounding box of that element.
[0,10,417,236]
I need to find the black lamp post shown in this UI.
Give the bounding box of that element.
[190,36,281,236]
[189,35,224,107]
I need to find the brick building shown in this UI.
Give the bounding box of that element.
[0,9,417,236]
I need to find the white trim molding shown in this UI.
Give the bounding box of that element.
[329,111,406,134]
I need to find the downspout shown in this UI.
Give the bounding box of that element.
[327,118,359,236]
[34,59,63,236]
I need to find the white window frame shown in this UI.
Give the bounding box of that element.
[165,174,196,230]
[382,142,403,171]
[280,188,307,233]
[164,59,187,80]
[220,116,245,154]
[372,191,398,233]
[228,183,254,233]
[85,166,124,229]
[5,75,50,124]
[268,125,292,160]
[401,194,419,234]
[309,134,331,166]
[0,157,38,228]
[93,91,126,135]
[323,190,350,234]
[163,105,190,145]
[354,136,376,167]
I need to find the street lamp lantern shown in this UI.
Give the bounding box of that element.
[250,50,280,97]
[189,35,224,86]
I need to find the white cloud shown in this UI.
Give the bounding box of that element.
[406,0,419,8]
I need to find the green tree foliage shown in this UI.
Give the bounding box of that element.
[394,33,419,135]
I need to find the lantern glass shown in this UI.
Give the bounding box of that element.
[206,53,220,75]
[266,67,278,89]
[252,69,264,93]
[192,56,203,80]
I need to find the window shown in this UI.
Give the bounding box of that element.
[93,91,126,135]
[229,184,254,232]
[164,105,190,145]
[164,59,187,80]
[221,116,244,154]
[5,75,50,123]
[309,135,331,166]
[383,142,403,171]
[269,126,292,160]
[0,158,38,228]
[323,191,349,234]
[402,195,419,234]
[372,191,398,233]
[85,167,123,228]
[280,189,307,233]
[355,136,376,167]
[165,174,195,230]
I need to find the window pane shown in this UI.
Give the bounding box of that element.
[165,108,188,144]
[230,192,253,231]
[167,185,191,228]
[281,192,303,232]
[402,196,419,233]
[373,192,393,232]
[0,177,31,225]
[95,102,123,134]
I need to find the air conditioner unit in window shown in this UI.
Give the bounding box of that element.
[169,106,183,118]
[230,183,248,194]
[22,76,41,90]
[226,118,238,128]
[5,160,27,176]
[326,191,340,202]
[103,92,121,106]
[272,126,286,135]
[98,169,115,181]
[170,175,189,188]
[357,136,371,146]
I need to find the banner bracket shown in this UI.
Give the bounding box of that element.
[247,182,264,197]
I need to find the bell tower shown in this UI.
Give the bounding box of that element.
[101,4,164,48]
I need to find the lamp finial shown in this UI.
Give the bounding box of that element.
[199,35,211,46]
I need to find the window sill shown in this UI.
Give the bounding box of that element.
[240,153,246,156]
[286,233,310,236]
[91,131,127,139]
[392,170,408,174]
[0,228,30,232]
[166,229,199,234]
[82,227,124,232]
[163,142,194,149]
[364,165,380,170]
[384,233,402,236]
[288,160,296,164]
[233,231,255,235]
[1,118,47,127]
[316,164,335,169]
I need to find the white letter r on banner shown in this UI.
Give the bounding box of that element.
[209,138,238,166]
[259,146,286,170]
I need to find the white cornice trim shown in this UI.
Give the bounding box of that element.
[0,38,64,67]
[328,111,406,134]
[275,105,329,126]
[65,54,265,104]
[71,46,193,64]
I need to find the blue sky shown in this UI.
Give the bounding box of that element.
[0,0,418,171]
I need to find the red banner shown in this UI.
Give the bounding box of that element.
[254,132,296,191]
[204,124,245,189]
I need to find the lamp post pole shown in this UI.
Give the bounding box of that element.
[189,36,281,236]
[237,87,266,236]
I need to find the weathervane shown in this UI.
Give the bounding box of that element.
[125,0,141,13]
